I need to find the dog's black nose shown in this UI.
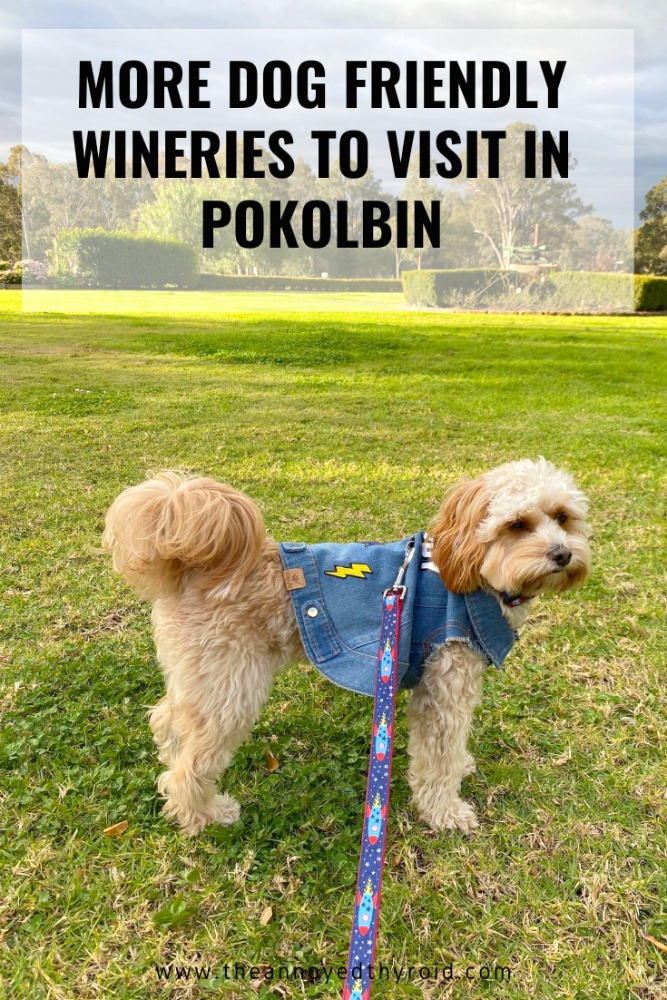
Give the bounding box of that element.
[549,544,572,567]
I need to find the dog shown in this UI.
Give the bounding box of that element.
[103,458,591,835]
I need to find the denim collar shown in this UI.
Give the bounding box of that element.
[463,588,518,670]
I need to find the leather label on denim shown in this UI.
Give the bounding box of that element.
[283,568,306,591]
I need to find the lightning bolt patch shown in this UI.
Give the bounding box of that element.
[324,562,373,580]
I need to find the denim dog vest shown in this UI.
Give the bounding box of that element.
[279,532,517,697]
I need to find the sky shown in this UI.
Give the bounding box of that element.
[2,0,665,223]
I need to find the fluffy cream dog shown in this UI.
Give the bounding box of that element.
[103,458,591,835]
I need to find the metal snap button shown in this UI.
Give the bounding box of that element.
[306,606,319,618]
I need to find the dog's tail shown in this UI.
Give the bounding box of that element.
[102,472,266,599]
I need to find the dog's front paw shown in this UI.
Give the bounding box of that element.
[162,793,241,835]
[420,797,479,834]
[205,793,241,828]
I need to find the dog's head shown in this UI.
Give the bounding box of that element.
[430,458,591,599]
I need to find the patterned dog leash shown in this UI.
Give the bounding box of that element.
[342,538,416,1000]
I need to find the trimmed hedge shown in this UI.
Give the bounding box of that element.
[549,272,634,311]
[403,268,667,311]
[198,274,402,292]
[551,272,667,311]
[632,275,667,311]
[50,229,197,289]
[402,269,512,307]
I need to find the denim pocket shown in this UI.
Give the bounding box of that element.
[298,600,341,662]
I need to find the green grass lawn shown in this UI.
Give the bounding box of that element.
[0,290,665,999]
[19,288,407,315]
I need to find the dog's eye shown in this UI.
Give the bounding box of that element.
[509,519,527,531]
[555,512,568,525]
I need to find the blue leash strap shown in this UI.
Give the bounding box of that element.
[342,539,416,1000]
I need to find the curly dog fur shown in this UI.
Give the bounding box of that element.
[103,458,591,835]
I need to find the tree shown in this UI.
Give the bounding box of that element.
[133,179,205,248]
[635,176,667,275]
[94,171,156,231]
[132,149,284,276]
[389,159,448,277]
[558,215,631,272]
[7,146,50,260]
[314,159,392,277]
[458,122,591,269]
[8,145,156,262]
[0,161,21,263]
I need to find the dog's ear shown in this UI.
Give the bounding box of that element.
[430,478,489,593]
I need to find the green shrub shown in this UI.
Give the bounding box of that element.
[50,230,197,289]
[198,274,402,292]
[401,270,437,306]
[403,268,667,312]
[402,269,513,306]
[634,275,667,311]
[548,272,634,312]
[0,265,21,286]
[0,259,48,285]
[549,272,667,312]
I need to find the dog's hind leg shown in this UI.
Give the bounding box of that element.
[407,643,484,833]
[155,644,281,835]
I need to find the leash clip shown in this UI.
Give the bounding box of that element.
[383,537,416,600]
